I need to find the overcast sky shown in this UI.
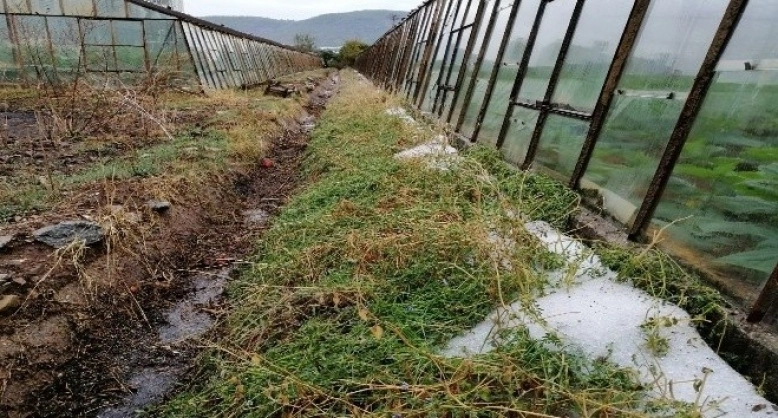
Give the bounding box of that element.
[183,0,421,20]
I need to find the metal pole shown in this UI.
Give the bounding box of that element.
[469,0,523,142]
[494,0,548,149]
[520,0,586,169]
[628,0,749,239]
[446,0,490,123]
[569,0,652,189]
[749,265,778,323]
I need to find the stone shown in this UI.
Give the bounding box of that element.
[0,274,10,283]
[146,200,172,212]
[0,295,20,313]
[33,221,104,248]
[0,235,14,250]
[243,209,270,225]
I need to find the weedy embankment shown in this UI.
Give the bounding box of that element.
[158,70,712,417]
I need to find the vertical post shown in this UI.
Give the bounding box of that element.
[447,0,492,123]
[493,0,548,149]
[569,0,652,189]
[414,0,451,106]
[520,0,586,169]
[627,0,749,239]
[469,0,522,142]
[431,0,469,114]
[749,265,778,323]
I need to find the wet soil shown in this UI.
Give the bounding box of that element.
[0,72,340,418]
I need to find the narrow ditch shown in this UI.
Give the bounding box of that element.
[93,73,341,418]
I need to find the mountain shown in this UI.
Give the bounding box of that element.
[201,10,408,48]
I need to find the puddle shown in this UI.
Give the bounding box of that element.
[98,269,229,418]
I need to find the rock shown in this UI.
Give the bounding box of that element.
[0,295,20,313]
[0,274,10,283]
[12,277,26,286]
[260,158,274,169]
[33,221,104,248]
[243,209,270,225]
[0,235,14,250]
[146,200,172,212]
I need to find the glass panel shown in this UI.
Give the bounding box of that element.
[201,31,225,88]
[63,1,95,16]
[82,19,114,46]
[181,23,212,89]
[0,17,16,82]
[85,45,117,71]
[30,0,62,15]
[145,20,175,67]
[128,3,175,19]
[95,0,127,18]
[113,20,143,47]
[516,0,577,102]
[502,107,540,165]
[193,26,220,89]
[116,46,145,72]
[5,0,30,14]
[15,15,52,71]
[651,0,778,303]
[535,115,589,177]
[476,0,542,145]
[463,0,480,26]
[582,0,730,226]
[174,21,195,75]
[48,17,82,75]
[551,0,634,112]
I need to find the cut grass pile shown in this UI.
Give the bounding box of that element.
[158,71,693,417]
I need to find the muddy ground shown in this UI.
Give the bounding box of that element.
[0,72,339,417]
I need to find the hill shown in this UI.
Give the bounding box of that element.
[201,10,408,47]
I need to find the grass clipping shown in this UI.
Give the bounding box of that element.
[161,71,662,418]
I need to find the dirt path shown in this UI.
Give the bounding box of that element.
[0,72,340,418]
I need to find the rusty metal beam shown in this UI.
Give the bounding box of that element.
[431,0,472,115]
[749,265,778,323]
[469,0,523,142]
[441,0,486,120]
[453,0,501,129]
[415,0,456,107]
[569,0,651,189]
[520,0,586,169]
[628,0,749,239]
[413,0,448,104]
[494,0,549,149]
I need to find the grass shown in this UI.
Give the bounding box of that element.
[156,70,704,417]
[0,71,321,223]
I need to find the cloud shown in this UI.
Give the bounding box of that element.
[184,0,420,20]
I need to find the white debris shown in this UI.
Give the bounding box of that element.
[394,135,460,171]
[443,220,777,417]
[385,106,418,125]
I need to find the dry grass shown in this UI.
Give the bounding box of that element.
[155,71,708,418]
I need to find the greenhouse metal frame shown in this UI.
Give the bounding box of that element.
[357,0,778,325]
[0,0,321,89]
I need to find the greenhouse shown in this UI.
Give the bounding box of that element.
[357,0,778,325]
[0,0,321,90]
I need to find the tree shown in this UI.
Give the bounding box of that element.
[339,40,369,67]
[319,50,340,68]
[293,33,316,53]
